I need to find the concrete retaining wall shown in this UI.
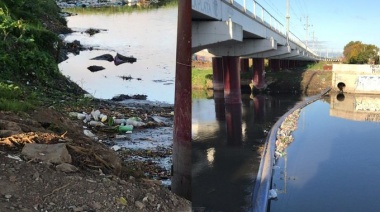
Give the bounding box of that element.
[332,64,380,93]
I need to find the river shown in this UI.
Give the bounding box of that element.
[58,6,177,104]
[193,91,380,211]
[269,93,380,212]
[192,93,303,211]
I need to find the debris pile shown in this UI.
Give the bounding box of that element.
[275,109,301,158]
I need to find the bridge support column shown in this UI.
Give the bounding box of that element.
[223,56,242,104]
[212,57,225,120]
[225,104,242,145]
[240,58,249,73]
[280,60,289,70]
[214,90,225,121]
[295,60,302,68]
[289,60,296,69]
[212,57,224,91]
[252,58,266,89]
[222,56,242,144]
[269,59,281,72]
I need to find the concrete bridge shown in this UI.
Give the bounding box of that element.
[192,0,336,99]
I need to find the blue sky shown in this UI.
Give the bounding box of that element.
[235,0,380,57]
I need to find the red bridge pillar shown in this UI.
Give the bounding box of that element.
[214,90,225,121]
[223,56,242,145]
[212,57,224,91]
[289,60,296,69]
[269,59,281,72]
[240,58,249,73]
[212,57,225,120]
[252,58,266,89]
[223,56,242,104]
[281,60,289,70]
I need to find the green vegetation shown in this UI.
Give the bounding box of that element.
[306,61,331,70]
[192,68,212,90]
[0,0,85,112]
[0,0,179,112]
[191,68,212,99]
[0,82,35,111]
[65,0,178,15]
[343,41,379,64]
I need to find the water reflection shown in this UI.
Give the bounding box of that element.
[192,94,302,211]
[330,93,380,122]
[225,103,243,145]
[214,90,225,121]
[58,7,177,103]
[270,95,380,211]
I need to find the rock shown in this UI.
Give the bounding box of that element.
[87,65,105,72]
[142,196,148,203]
[119,180,128,185]
[32,172,40,180]
[114,53,137,66]
[9,175,16,182]
[4,194,12,199]
[56,163,78,173]
[21,143,72,164]
[146,193,155,202]
[0,120,22,137]
[90,201,102,210]
[72,206,84,212]
[85,28,100,36]
[135,201,145,209]
[91,54,114,62]
[111,94,147,101]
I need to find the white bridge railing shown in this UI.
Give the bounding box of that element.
[227,0,319,57]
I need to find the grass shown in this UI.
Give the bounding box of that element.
[307,61,331,70]
[0,82,35,112]
[192,68,212,90]
[192,68,213,99]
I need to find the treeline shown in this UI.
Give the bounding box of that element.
[343,41,379,64]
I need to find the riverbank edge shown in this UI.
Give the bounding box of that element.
[251,87,331,212]
[0,2,191,211]
[191,60,333,97]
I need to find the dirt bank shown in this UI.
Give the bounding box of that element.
[0,98,190,211]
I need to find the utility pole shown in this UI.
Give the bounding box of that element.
[286,0,290,45]
[172,0,191,200]
[304,16,311,47]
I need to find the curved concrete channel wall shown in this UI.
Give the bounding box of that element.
[251,88,331,212]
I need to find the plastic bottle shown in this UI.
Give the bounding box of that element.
[118,125,133,133]
[88,121,105,127]
[114,119,127,125]
[126,118,146,127]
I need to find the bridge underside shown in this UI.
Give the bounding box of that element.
[192,19,316,61]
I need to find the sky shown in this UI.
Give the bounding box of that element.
[235,0,380,57]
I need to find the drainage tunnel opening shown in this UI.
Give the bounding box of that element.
[337,82,346,92]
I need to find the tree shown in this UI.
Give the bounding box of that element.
[343,41,379,64]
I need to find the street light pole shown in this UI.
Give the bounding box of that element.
[286,0,290,45]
